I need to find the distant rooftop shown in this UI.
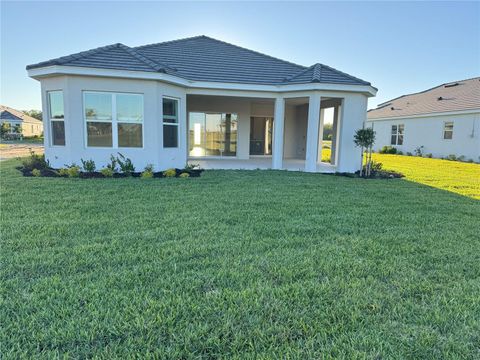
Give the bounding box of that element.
[0,105,42,124]
[368,77,480,119]
[27,35,371,87]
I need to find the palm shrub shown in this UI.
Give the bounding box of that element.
[354,128,376,177]
[116,153,135,176]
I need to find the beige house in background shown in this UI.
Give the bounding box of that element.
[0,105,43,137]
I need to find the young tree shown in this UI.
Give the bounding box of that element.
[354,127,376,177]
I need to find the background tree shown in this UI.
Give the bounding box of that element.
[22,110,42,121]
[354,127,376,177]
[1,122,11,139]
[322,123,333,141]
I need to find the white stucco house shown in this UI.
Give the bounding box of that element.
[367,77,480,161]
[27,35,376,172]
[0,105,43,137]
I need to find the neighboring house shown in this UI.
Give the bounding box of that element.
[27,35,376,172]
[0,105,43,137]
[367,77,480,161]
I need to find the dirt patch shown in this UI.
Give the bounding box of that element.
[0,144,44,160]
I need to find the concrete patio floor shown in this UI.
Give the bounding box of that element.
[189,157,336,173]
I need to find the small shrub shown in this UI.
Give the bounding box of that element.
[406,152,413,156]
[397,150,403,155]
[22,150,49,171]
[100,167,114,177]
[163,168,176,177]
[106,155,118,173]
[379,146,397,154]
[58,168,69,177]
[141,164,154,179]
[117,153,135,176]
[179,172,190,178]
[426,153,433,158]
[467,159,474,163]
[81,158,96,173]
[414,146,424,157]
[141,171,153,179]
[447,154,457,161]
[67,165,80,178]
[457,155,465,162]
[31,169,41,177]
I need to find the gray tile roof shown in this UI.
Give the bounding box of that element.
[0,105,43,124]
[27,36,371,86]
[368,77,480,119]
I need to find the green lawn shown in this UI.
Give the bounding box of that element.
[1,159,479,358]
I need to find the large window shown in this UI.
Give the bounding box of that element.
[48,91,65,146]
[443,121,453,140]
[163,98,178,148]
[391,124,404,145]
[84,92,143,148]
[189,112,238,157]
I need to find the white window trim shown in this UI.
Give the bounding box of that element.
[162,96,180,148]
[390,124,404,146]
[47,90,65,147]
[443,121,453,140]
[83,91,144,149]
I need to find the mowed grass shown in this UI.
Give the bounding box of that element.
[372,154,480,200]
[1,159,480,358]
[322,148,480,200]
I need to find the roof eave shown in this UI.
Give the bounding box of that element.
[27,65,377,96]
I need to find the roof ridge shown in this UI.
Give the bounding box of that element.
[117,44,171,73]
[134,35,207,50]
[312,63,322,82]
[135,35,307,71]
[319,63,371,86]
[376,77,480,108]
[284,63,317,82]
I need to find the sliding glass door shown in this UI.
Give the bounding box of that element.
[189,112,238,157]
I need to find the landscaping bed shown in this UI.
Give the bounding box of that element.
[17,151,203,179]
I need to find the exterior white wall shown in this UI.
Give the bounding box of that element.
[38,75,370,173]
[41,75,187,170]
[367,112,480,161]
[335,93,368,173]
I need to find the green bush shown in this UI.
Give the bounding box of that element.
[31,169,41,177]
[58,168,69,177]
[100,168,114,178]
[447,154,457,161]
[426,153,433,158]
[406,152,413,156]
[81,158,96,173]
[22,150,49,171]
[163,168,176,177]
[141,164,154,179]
[379,146,397,154]
[67,165,80,178]
[179,172,190,178]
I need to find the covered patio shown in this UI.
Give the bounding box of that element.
[186,92,349,173]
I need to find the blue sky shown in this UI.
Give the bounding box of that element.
[1,1,479,111]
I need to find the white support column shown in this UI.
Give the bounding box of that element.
[305,93,321,172]
[272,96,285,169]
